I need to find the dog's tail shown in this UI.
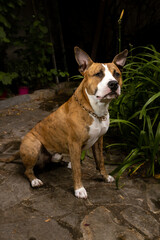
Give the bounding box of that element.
[0,151,20,163]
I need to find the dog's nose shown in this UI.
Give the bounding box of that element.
[108,80,118,91]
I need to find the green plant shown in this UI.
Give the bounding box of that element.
[0,1,69,94]
[0,1,24,91]
[9,14,69,90]
[108,45,160,188]
[69,75,83,81]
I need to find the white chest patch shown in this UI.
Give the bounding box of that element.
[83,114,110,150]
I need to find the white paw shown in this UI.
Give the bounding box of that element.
[75,187,87,199]
[107,175,115,183]
[51,153,63,162]
[31,178,44,187]
[67,162,72,169]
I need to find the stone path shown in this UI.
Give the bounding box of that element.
[0,87,160,240]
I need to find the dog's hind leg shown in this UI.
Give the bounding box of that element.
[20,133,44,187]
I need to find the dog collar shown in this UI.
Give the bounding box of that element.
[74,93,108,121]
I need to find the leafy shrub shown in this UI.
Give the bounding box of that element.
[0,1,69,94]
[0,0,24,92]
[108,45,160,187]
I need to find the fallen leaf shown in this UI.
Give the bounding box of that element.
[84,223,90,227]
[119,194,125,200]
[154,174,160,179]
[45,218,51,222]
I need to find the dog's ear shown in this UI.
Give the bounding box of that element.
[112,49,128,71]
[74,46,93,75]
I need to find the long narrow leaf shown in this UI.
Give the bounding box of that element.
[110,148,140,176]
[140,92,160,119]
[114,158,143,189]
[146,115,154,143]
[124,148,139,163]
[105,143,127,149]
[110,119,140,132]
[153,122,160,157]
[130,162,145,176]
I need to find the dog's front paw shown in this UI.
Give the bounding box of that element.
[31,178,44,187]
[75,187,87,199]
[67,162,72,169]
[106,175,115,183]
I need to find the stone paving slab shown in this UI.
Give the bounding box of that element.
[0,88,160,240]
[147,183,160,214]
[81,206,145,240]
[0,216,73,240]
[121,206,160,238]
[0,159,160,240]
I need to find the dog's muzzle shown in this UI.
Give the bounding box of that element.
[108,80,119,92]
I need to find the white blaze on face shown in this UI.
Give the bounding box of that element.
[85,63,121,117]
[95,64,121,100]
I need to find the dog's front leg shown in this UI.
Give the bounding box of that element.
[92,136,114,183]
[69,141,87,199]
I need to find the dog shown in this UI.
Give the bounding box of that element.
[4,47,128,199]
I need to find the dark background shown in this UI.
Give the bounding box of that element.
[44,0,160,76]
[7,0,160,78]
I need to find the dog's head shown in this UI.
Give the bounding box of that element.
[74,47,128,102]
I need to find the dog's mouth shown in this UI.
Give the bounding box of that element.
[96,91,118,100]
[104,92,118,99]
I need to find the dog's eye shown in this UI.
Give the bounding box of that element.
[94,70,103,78]
[114,70,120,78]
